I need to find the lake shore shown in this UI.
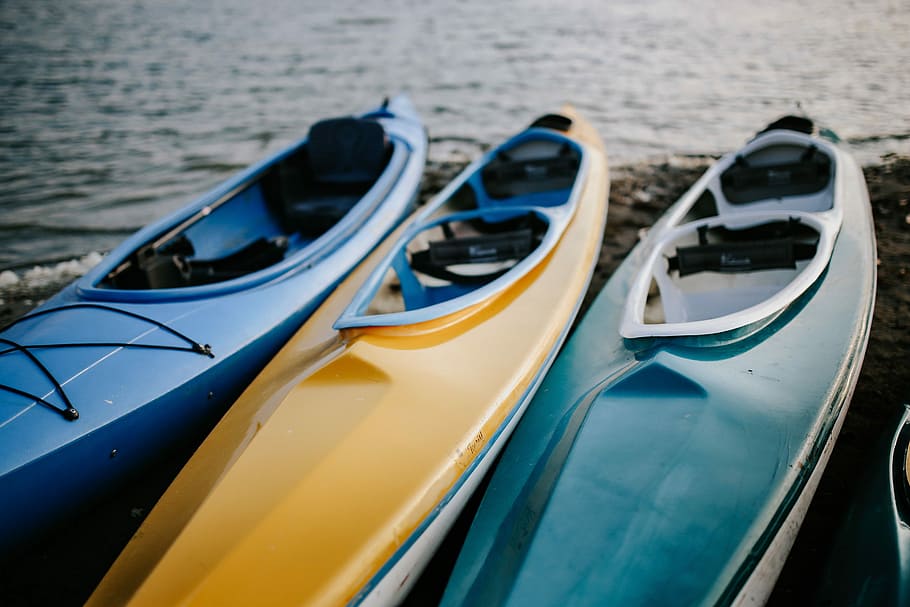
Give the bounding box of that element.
[1,154,907,604]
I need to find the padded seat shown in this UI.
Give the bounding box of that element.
[277,117,390,235]
[307,117,388,184]
[480,145,580,200]
[720,148,831,205]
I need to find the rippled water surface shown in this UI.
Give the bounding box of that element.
[2,0,908,269]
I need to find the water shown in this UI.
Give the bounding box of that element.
[2,0,909,273]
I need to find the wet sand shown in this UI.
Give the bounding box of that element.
[1,154,907,605]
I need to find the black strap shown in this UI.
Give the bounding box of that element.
[3,303,213,357]
[481,144,580,200]
[0,383,79,421]
[667,238,817,276]
[483,154,578,184]
[1,303,214,421]
[410,229,534,284]
[0,338,79,420]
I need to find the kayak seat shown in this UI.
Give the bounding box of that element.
[720,147,831,205]
[267,118,390,236]
[411,228,535,285]
[481,145,580,200]
[395,213,549,311]
[175,236,289,286]
[307,117,389,184]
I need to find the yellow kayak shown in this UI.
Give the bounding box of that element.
[87,108,609,607]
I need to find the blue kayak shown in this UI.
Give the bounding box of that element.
[0,95,426,554]
[441,116,876,606]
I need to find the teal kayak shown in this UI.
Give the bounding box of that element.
[812,405,910,607]
[441,116,876,606]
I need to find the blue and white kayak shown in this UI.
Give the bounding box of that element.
[0,95,426,554]
[441,116,876,606]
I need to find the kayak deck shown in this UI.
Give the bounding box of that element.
[86,108,609,607]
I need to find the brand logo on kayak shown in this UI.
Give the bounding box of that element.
[720,253,751,267]
[767,169,793,185]
[523,163,549,178]
[469,245,499,260]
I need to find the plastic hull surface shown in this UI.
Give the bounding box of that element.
[0,96,427,553]
[86,107,610,607]
[441,123,876,607]
[812,406,910,607]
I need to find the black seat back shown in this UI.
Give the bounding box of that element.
[307,117,388,184]
[267,117,390,236]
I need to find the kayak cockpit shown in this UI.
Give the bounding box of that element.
[336,122,585,328]
[363,209,550,315]
[622,122,844,341]
[95,116,404,293]
[641,217,822,325]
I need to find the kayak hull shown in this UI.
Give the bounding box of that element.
[87,107,610,607]
[812,406,910,607]
[441,122,875,606]
[0,96,427,554]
